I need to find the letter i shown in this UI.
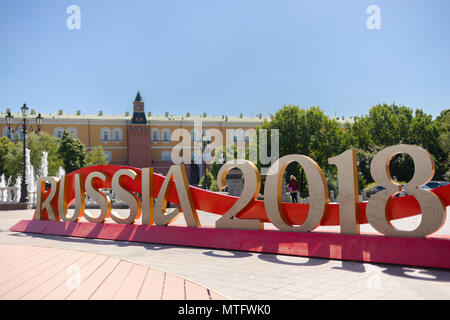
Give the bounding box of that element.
[141,168,154,225]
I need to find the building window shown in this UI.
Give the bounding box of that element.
[235,129,245,142]
[245,129,255,143]
[162,128,171,142]
[101,128,111,141]
[2,127,12,140]
[203,129,211,141]
[191,129,201,142]
[161,151,171,161]
[2,127,22,141]
[54,127,64,139]
[112,128,123,141]
[67,127,78,139]
[151,128,160,141]
[16,128,24,141]
[104,151,112,163]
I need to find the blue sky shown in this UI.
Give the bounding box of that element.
[0,0,449,119]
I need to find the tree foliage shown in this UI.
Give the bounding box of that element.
[27,132,63,177]
[350,104,448,182]
[199,169,220,192]
[252,103,448,195]
[0,137,21,183]
[86,146,109,167]
[0,129,110,184]
[437,109,450,181]
[58,130,87,173]
[260,105,347,194]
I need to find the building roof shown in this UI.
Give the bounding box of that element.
[0,111,354,126]
[0,111,267,124]
[135,91,143,102]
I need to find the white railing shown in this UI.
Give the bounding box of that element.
[0,187,37,205]
[0,187,123,207]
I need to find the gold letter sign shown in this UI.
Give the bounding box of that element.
[264,154,329,232]
[110,169,142,224]
[34,144,448,239]
[216,160,263,230]
[154,164,201,227]
[366,144,446,237]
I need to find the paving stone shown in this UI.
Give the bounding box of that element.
[2,209,450,300]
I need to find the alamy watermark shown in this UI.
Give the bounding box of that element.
[170,121,279,171]
[66,5,81,30]
[367,5,381,30]
[365,264,382,290]
[66,265,81,290]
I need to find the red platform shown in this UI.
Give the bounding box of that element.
[21,165,450,271]
[10,219,450,270]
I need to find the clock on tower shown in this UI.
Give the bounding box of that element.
[128,91,151,167]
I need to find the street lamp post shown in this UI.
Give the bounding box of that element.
[5,112,13,139]
[201,130,211,190]
[5,104,44,203]
[20,104,28,203]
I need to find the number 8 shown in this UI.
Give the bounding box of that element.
[366,144,446,237]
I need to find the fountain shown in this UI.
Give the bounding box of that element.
[14,175,21,203]
[0,150,49,209]
[25,149,36,202]
[40,151,48,179]
[0,174,6,202]
[57,166,65,180]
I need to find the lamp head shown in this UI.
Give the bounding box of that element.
[21,103,28,118]
[5,112,13,126]
[36,113,43,130]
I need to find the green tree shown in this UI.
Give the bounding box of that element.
[437,109,450,180]
[260,105,346,195]
[199,169,220,192]
[3,140,23,184]
[0,137,21,183]
[365,103,413,146]
[26,132,63,177]
[343,116,372,150]
[86,146,109,166]
[345,104,448,183]
[58,130,86,173]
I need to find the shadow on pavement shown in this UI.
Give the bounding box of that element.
[203,250,253,258]
[9,231,170,252]
[8,230,450,283]
[381,265,450,282]
[257,253,328,266]
[332,260,366,273]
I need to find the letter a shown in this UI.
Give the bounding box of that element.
[154,164,200,227]
[366,5,381,30]
[66,5,81,30]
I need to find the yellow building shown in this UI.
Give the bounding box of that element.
[1,92,266,183]
[1,92,354,183]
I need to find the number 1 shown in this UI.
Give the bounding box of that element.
[328,149,360,234]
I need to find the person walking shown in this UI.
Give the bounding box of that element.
[286,175,300,203]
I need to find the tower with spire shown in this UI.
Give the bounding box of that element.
[131,90,147,124]
[128,91,151,167]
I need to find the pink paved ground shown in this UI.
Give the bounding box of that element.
[0,244,228,300]
[10,219,450,269]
